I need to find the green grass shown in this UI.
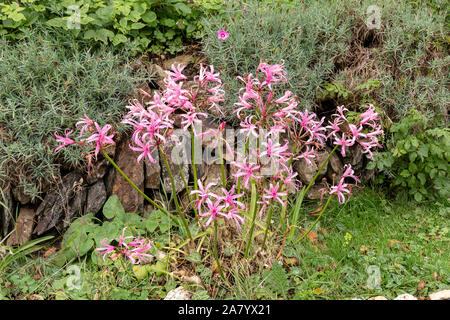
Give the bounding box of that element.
[1,188,448,300]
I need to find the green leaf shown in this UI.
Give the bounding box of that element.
[133,265,149,280]
[264,262,288,298]
[174,3,192,15]
[103,195,125,220]
[186,252,202,264]
[414,192,423,202]
[95,6,114,21]
[131,22,146,29]
[141,11,156,23]
[145,217,158,233]
[113,33,128,45]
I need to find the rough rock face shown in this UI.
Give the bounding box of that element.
[85,180,107,215]
[106,136,144,213]
[6,207,35,246]
[201,163,224,187]
[326,147,344,181]
[34,172,86,236]
[160,132,189,194]
[294,149,329,185]
[144,149,161,189]
[0,183,14,237]
[86,157,111,185]
[12,186,31,205]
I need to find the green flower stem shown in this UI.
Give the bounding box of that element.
[237,136,250,194]
[218,139,227,188]
[244,180,258,259]
[101,151,179,226]
[279,143,298,228]
[177,160,198,218]
[287,145,338,241]
[294,195,333,245]
[191,127,199,199]
[213,219,226,281]
[158,146,192,240]
[262,203,274,250]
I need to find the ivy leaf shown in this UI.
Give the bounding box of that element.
[131,22,146,29]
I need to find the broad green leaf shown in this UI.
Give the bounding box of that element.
[95,6,114,21]
[141,11,156,23]
[103,195,125,220]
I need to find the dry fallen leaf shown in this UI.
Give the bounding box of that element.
[307,231,318,244]
[417,281,427,294]
[43,247,57,258]
[359,245,369,254]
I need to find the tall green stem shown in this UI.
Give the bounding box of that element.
[262,203,273,250]
[158,146,192,240]
[294,195,333,245]
[101,151,179,225]
[213,219,225,280]
[244,181,258,259]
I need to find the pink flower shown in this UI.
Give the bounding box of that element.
[54,130,76,152]
[263,182,287,207]
[190,179,218,210]
[217,30,229,40]
[96,239,119,261]
[220,185,245,209]
[165,63,187,82]
[85,123,115,159]
[330,180,351,204]
[333,133,354,157]
[341,164,360,183]
[231,157,261,189]
[199,198,226,227]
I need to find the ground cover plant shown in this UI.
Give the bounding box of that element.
[0,189,448,300]
[0,25,143,201]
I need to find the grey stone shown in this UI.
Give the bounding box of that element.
[34,172,87,235]
[144,149,160,189]
[160,132,189,194]
[85,180,107,215]
[105,136,144,213]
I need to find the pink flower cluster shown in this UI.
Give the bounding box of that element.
[123,63,225,162]
[96,227,153,264]
[327,105,383,159]
[190,181,245,229]
[54,114,115,171]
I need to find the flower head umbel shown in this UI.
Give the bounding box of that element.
[96,227,153,264]
[217,30,229,40]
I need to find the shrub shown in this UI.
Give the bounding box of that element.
[200,0,448,124]
[0,25,144,201]
[369,109,449,202]
[0,0,216,54]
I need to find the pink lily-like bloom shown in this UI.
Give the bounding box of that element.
[85,122,115,159]
[199,198,226,227]
[96,239,120,261]
[220,185,245,210]
[257,60,287,89]
[341,164,360,183]
[358,104,379,126]
[217,30,229,40]
[76,113,95,137]
[190,179,218,210]
[125,236,153,264]
[54,130,76,152]
[231,157,261,189]
[225,207,245,230]
[129,134,156,163]
[263,182,288,207]
[329,179,351,204]
[333,133,355,157]
[165,63,187,82]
